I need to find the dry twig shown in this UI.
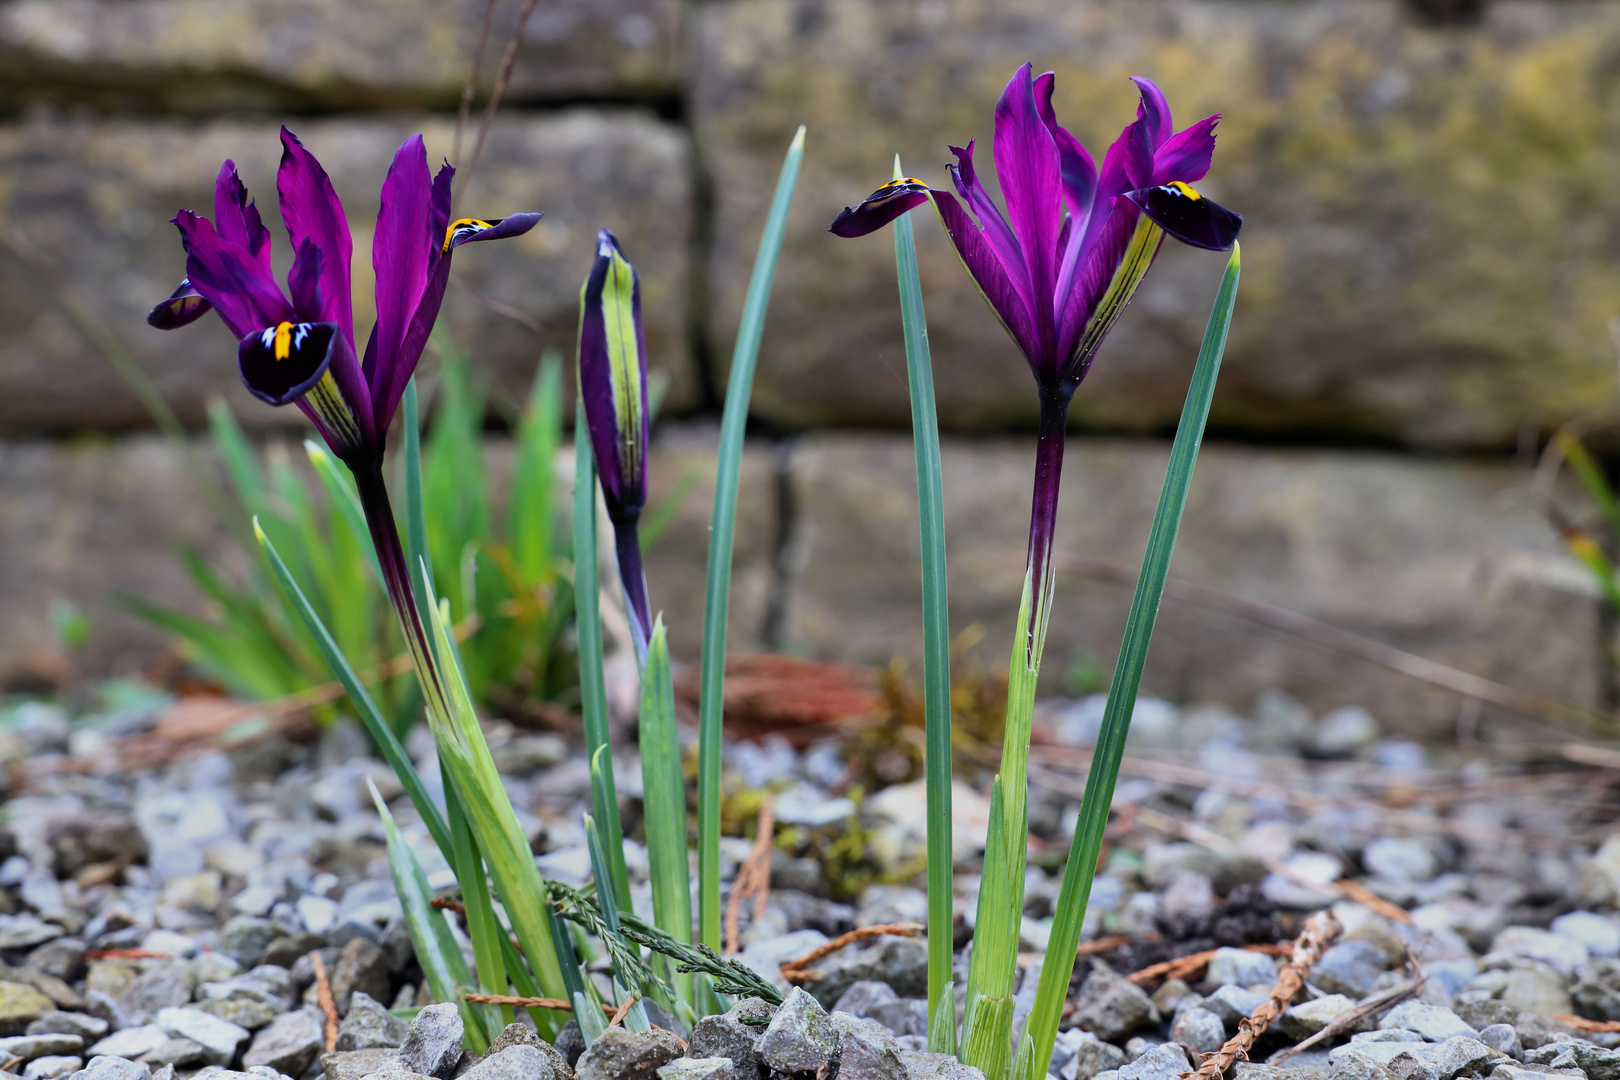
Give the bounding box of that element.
[780,924,925,984]
[1182,910,1342,1080]
[607,995,638,1029]
[1269,974,1425,1065]
[464,993,613,1014]
[1126,943,1291,988]
[725,800,776,955]
[311,952,339,1053]
[1552,1014,1620,1033]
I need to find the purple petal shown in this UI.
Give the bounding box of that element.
[578,228,650,520]
[829,179,931,237]
[430,161,454,241]
[276,128,354,344]
[368,135,435,417]
[1055,117,1141,340]
[213,161,273,271]
[1151,114,1219,186]
[370,211,542,436]
[173,209,293,339]
[1055,195,1156,383]
[1033,72,1099,235]
[948,141,1034,308]
[992,62,1062,359]
[931,191,1044,374]
[1130,77,1172,149]
[289,239,324,318]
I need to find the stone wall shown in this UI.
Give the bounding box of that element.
[0,0,1614,730]
[0,431,1595,736]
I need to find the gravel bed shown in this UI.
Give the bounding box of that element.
[0,689,1614,1080]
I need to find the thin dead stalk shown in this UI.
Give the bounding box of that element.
[607,995,638,1029]
[1182,910,1341,1080]
[1126,943,1291,988]
[452,0,501,167]
[465,993,613,1014]
[1552,1014,1620,1033]
[725,800,776,955]
[459,0,541,199]
[780,924,925,984]
[1269,974,1425,1065]
[311,951,339,1053]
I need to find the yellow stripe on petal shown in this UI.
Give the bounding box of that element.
[442,217,497,253]
[1070,212,1164,369]
[306,371,364,454]
[599,244,644,496]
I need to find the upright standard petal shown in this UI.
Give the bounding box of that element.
[369,209,541,436]
[369,135,435,408]
[277,128,354,344]
[1151,114,1219,186]
[173,210,293,338]
[1033,72,1098,223]
[213,161,272,271]
[992,62,1063,364]
[577,229,649,522]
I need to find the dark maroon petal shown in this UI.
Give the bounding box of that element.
[991,62,1061,359]
[828,179,930,237]
[369,135,435,416]
[1127,182,1242,251]
[174,209,294,338]
[238,320,337,406]
[948,141,1034,307]
[212,161,272,271]
[932,191,1044,375]
[277,128,354,344]
[1151,114,1219,186]
[146,278,213,330]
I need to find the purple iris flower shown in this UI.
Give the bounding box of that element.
[830,64,1241,650]
[148,127,540,689]
[577,229,653,661]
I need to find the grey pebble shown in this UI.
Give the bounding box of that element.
[397,1005,462,1080]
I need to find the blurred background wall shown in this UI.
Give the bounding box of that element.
[0,0,1610,734]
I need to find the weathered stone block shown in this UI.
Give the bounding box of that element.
[0,110,695,433]
[0,0,679,113]
[781,433,1599,732]
[693,0,1620,447]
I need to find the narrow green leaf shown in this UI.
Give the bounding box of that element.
[442,765,510,1039]
[1025,245,1241,1075]
[573,991,606,1046]
[960,774,1019,1080]
[639,620,694,1010]
[306,440,385,585]
[511,352,564,583]
[369,778,486,1052]
[929,981,957,1058]
[206,397,266,517]
[585,815,652,1033]
[254,519,452,857]
[894,154,954,1041]
[575,409,631,909]
[698,124,806,956]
